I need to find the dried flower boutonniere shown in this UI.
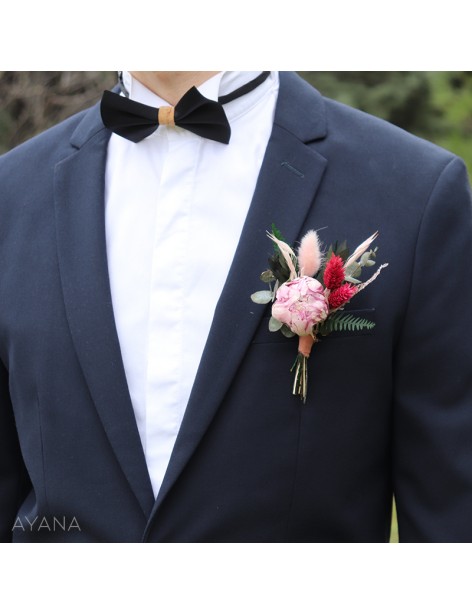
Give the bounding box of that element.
[251,226,388,403]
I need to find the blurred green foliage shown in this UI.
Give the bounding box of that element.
[300,71,472,176]
[1,72,471,179]
[427,72,472,169]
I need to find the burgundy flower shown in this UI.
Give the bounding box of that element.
[328,283,358,309]
[323,254,345,290]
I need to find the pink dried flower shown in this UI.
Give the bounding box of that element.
[297,230,322,277]
[272,276,329,337]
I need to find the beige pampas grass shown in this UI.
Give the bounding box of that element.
[298,230,322,277]
[344,232,379,269]
[267,232,298,280]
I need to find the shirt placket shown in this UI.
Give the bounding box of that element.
[144,127,200,497]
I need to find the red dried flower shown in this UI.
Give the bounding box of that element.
[328,283,358,309]
[323,254,345,290]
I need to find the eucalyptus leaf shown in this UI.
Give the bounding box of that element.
[345,263,362,278]
[250,290,273,304]
[260,269,276,284]
[280,325,296,338]
[344,276,362,284]
[269,316,283,332]
[360,252,371,266]
[361,250,377,267]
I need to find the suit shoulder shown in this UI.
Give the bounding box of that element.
[0,103,109,218]
[0,106,93,179]
[322,94,456,170]
[278,73,458,177]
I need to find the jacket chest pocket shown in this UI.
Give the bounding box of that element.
[251,308,376,345]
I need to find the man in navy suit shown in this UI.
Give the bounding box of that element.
[1,71,471,542]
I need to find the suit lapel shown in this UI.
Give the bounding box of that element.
[54,113,155,518]
[143,72,329,535]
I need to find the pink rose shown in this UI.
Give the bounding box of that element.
[272,276,328,336]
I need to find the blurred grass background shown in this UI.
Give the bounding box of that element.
[1,72,470,543]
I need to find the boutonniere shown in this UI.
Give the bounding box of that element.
[251,226,388,403]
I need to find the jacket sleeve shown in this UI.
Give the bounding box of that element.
[393,156,472,541]
[0,361,30,541]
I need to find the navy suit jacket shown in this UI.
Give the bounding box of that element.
[1,72,472,542]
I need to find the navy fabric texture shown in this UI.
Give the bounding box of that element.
[0,72,471,542]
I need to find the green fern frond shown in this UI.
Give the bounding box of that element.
[319,312,376,336]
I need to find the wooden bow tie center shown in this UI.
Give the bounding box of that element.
[158,106,175,126]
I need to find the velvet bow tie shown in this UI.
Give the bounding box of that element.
[100,71,270,145]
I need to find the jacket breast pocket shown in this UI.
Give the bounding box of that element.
[251,308,376,344]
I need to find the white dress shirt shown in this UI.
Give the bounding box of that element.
[104,71,279,497]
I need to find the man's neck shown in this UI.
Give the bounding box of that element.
[129,71,220,106]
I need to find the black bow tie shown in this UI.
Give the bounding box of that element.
[100,72,270,145]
